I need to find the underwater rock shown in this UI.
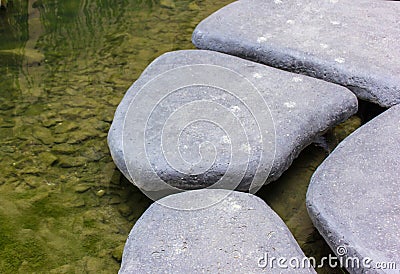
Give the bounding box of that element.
[74,184,91,193]
[54,121,79,134]
[188,2,200,11]
[51,144,76,155]
[108,50,357,194]
[192,0,400,107]
[119,189,315,273]
[66,131,94,144]
[96,189,106,197]
[38,152,58,167]
[112,245,124,263]
[0,99,14,111]
[32,126,54,145]
[307,105,400,274]
[160,0,175,9]
[58,156,87,168]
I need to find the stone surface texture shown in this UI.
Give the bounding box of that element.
[108,50,357,193]
[192,0,400,107]
[119,189,316,273]
[307,105,400,274]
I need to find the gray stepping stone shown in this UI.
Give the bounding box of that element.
[119,189,316,273]
[307,105,400,273]
[108,50,357,196]
[192,0,400,107]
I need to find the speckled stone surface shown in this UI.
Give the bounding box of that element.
[119,189,316,273]
[192,0,400,107]
[307,105,400,274]
[108,50,357,193]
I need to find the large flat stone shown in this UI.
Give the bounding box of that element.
[307,105,400,273]
[108,50,357,195]
[192,0,400,107]
[119,189,316,273]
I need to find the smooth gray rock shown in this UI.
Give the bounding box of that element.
[307,105,400,274]
[108,50,357,194]
[192,0,400,107]
[119,189,316,273]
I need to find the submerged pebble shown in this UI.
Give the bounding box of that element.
[58,156,87,168]
[38,152,58,167]
[74,184,91,193]
[32,126,54,145]
[96,189,106,197]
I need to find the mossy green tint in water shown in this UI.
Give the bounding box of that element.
[0,0,359,273]
[0,0,233,272]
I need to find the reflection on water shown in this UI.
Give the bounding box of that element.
[0,0,358,273]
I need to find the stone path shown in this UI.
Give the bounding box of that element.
[307,105,400,273]
[108,1,400,272]
[119,189,316,273]
[192,0,400,107]
[108,50,357,195]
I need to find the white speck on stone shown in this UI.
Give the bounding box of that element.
[335,57,345,63]
[241,143,251,153]
[286,20,295,25]
[257,34,272,43]
[221,135,231,144]
[253,73,263,79]
[284,101,296,108]
[232,204,242,210]
[183,145,188,149]
[330,0,338,3]
[226,197,242,211]
[320,43,329,49]
[274,0,282,3]
[330,20,340,25]
[230,105,241,112]
[292,76,303,82]
[172,242,188,255]
[257,36,268,43]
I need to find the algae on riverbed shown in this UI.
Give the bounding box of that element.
[0,0,233,272]
[0,0,360,273]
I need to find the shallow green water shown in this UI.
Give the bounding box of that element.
[0,0,359,273]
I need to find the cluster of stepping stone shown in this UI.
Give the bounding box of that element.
[108,1,400,273]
